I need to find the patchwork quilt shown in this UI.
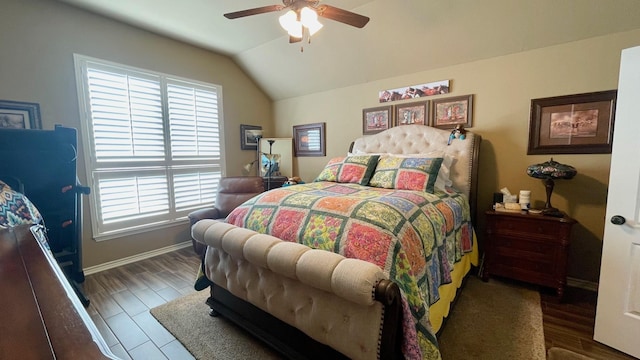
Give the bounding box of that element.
[226,181,474,359]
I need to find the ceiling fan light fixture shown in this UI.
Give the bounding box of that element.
[225,2,370,45]
[301,7,323,36]
[300,7,323,36]
[278,10,299,32]
[287,23,303,38]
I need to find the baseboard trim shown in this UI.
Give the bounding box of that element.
[83,241,192,275]
[567,277,599,292]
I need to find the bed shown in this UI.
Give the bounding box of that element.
[192,124,481,360]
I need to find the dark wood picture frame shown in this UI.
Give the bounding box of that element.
[0,100,42,129]
[430,94,473,129]
[293,122,325,157]
[362,105,393,135]
[527,90,617,154]
[240,124,262,150]
[395,100,429,126]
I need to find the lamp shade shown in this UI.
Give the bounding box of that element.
[301,7,323,36]
[526,158,577,212]
[526,158,577,180]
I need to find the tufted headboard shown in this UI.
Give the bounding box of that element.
[350,124,482,225]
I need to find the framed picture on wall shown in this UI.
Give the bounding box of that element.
[527,90,617,154]
[0,100,42,129]
[362,105,392,134]
[431,95,473,129]
[240,124,263,150]
[293,122,325,157]
[395,101,428,126]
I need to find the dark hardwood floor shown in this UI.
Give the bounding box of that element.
[81,247,637,360]
[540,287,636,360]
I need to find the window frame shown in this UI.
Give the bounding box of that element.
[73,54,225,241]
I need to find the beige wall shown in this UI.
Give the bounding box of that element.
[1,0,272,267]
[274,30,640,283]
[4,0,639,283]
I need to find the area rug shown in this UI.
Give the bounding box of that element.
[151,276,545,359]
[437,276,546,359]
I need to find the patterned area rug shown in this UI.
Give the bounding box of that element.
[151,276,545,359]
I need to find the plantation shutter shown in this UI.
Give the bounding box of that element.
[76,55,223,239]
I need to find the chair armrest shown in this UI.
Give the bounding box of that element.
[188,207,223,256]
[188,208,223,226]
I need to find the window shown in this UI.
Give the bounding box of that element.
[74,55,224,240]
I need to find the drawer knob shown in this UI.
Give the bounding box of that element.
[611,215,626,225]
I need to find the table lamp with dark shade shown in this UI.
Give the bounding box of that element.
[526,158,577,215]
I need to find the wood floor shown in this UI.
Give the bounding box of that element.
[81,247,637,360]
[81,246,201,360]
[540,287,636,360]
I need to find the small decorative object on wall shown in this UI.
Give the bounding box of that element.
[395,101,428,126]
[293,122,325,157]
[527,90,617,154]
[379,80,449,103]
[0,100,42,129]
[431,94,474,129]
[362,105,392,135]
[240,124,263,150]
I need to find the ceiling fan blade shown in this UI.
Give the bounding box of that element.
[224,5,285,19]
[289,36,302,43]
[315,5,370,28]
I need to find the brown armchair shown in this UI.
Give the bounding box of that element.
[188,176,264,255]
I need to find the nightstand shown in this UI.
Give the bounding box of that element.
[262,176,288,190]
[482,210,576,300]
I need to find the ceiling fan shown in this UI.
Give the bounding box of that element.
[224,1,370,45]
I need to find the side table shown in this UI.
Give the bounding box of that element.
[263,176,288,190]
[483,210,576,300]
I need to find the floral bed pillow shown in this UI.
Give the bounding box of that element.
[368,156,443,193]
[396,152,454,191]
[0,180,42,229]
[315,155,380,185]
[351,149,454,191]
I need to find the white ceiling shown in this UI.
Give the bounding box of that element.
[59,0,640,101]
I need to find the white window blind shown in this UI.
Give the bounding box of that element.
[74,55,224,240]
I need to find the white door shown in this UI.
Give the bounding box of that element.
[594,45,640,358]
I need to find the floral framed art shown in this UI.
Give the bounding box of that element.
[0,100,42,129]
[293,122,325,157]
[362,105,392,135]
[431,94,474,129]
[395,100,428,126]
[527,90,617,154]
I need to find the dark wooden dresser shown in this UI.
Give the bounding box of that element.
[0,225,118,359]
[482,210,576,300]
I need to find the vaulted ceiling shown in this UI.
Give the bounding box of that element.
[59,0,640,101]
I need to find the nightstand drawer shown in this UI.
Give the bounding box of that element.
[493,236,555,255]
[492,217,560,238]
[490,254,554,276]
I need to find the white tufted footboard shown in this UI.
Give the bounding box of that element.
[192,219,403,360]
